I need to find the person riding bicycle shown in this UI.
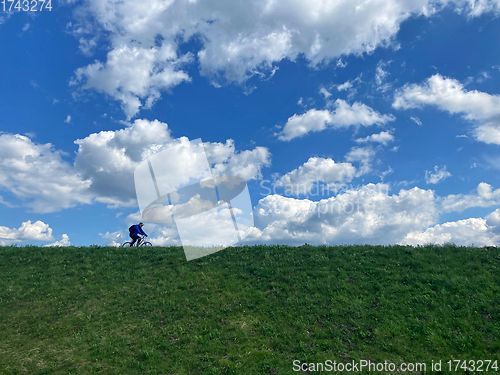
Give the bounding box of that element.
[129,222,147,246]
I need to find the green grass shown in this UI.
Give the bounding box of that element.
[0,244,499,374]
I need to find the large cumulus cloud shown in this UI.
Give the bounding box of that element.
[69,0,500,117]
[248,184,439,245]
[0,120,270,212]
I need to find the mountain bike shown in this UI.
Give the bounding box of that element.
[122,235,152,247]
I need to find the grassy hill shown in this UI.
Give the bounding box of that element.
[0,244,499,374]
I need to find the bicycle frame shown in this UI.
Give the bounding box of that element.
[134,236,146,246]
[123,235,151,247]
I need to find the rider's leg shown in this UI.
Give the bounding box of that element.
[130,235,139,246]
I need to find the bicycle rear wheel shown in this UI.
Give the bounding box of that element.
[122,242,133,247]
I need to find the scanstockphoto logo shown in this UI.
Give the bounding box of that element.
[134,139,254,261]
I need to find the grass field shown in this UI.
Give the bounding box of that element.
[0,244,499,374]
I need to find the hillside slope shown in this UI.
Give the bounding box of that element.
[0,244,499,374]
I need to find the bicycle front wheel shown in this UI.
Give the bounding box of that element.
[141,241,153,247]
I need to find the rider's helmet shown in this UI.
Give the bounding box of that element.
[139,222,144,226]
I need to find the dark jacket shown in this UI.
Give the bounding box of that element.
[129,225,146,237]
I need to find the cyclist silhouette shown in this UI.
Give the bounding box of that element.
[129,222,147,246]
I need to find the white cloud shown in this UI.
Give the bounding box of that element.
[410,116,422,126]
[45,234,71,247]
[71,44,191,119]
[100,231,125,247]
[393,74,500,144]
[246,178,500,246]
[345,146,377,175]
[0,12,13,25]
[336,59,347,68]
[73,119,175,207]
[441,182,500,212]
[486,207,500,229]
[277,99,395,141]
[0,195,16,208]
[0,220,54,246]
[277,109,333,141]
[0,119,270,213]
[402,208,500,246]
[425,165,451,184]
[380,167,394,182]
[477,70,491,83]
[205,140,271,181]
[274,157,356,196]
[0,134,92,213]
[65,115,71,123]
[78,36,98,56]
[461,0,500,16]
[319,87,332,98]
[337,81,353,91]
[331,100,394,128]
[375,60,392,92]
[336,75,362,99]
[22,23,30,32]
[248,184,438,245]
[355,131,395,146]
[68,0,500,117]
[474,125,500,144]
[148,226,181,247]
[73,119,270,207]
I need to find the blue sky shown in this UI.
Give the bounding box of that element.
[2,0,500,247]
